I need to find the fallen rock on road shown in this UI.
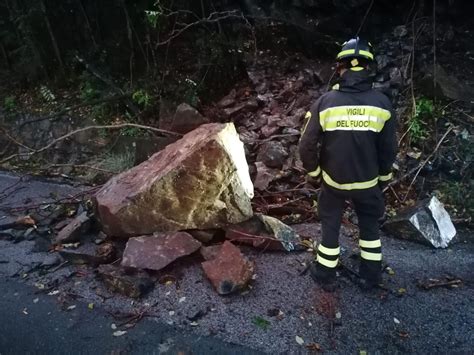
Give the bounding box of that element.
[94,123,254,237]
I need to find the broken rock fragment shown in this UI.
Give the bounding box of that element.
[226,214,302,252]
[94,123,254,237]
[59,242,116,266]
[201,241,254,295]
[54,212,91,244]
[384,196,456,248]
[121,232,201,271]
[98,264,154,298]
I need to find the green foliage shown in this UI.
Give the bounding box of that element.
[99,150,135,173]
[409,98,435,143]
[80,80,100,103]
[437,180,474,217]
[252,316,270,330]
[132,89,152,108]
[3,96,16,111]
[120,126,142,137]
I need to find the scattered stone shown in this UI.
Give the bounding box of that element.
[421,64,474,102]
[393,25,408,37]
[383,196,456,248]
[97,264,154,298]
[170,103,209,134]
[54,212,91,244]
[187,229,217,244]
[201,241,254,295]
[95,123,254,237]
[257,141,288,169]
[186,305,209,321]
[389,67,403,87]
[253,162,278,191]
[223,99,259,118]
[41,254,61,268]
[200,244,223,261]
[121,232,201,271]
[226,214,302,252]
[59,242,116,266]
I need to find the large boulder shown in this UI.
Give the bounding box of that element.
[94,123,254,237]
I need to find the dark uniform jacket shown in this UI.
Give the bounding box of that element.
[299,68,397,191]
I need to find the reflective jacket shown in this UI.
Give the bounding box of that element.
[299,68,397,191]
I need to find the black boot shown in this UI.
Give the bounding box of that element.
[309,262,336,292]
[359,260,382,290]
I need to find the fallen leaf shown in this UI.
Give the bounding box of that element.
[35,283,46,290]
[394,317,400,324]
[88,303,94,310]
[111,324,117,330]
[399,331,409,338]
[398,288,406,295]
[33,298,39,304]
[22,308,28,315]
[335,312,342,319]
[113,330,127,337]
[169,311,175,316]
[67,305,76,310]
[306,343,322,351]
[190,321,199,326]
[178,297,186,303]
[48,290,59,296]
[295,336,305,345]
[360,351,367,355]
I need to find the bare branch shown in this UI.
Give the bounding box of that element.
[0,123,182,165]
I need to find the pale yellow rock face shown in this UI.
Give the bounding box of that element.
[94,123,254,237]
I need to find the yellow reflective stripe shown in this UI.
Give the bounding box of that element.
[318,244,340,256]
[317,254,339,268]
[301,111,312,135]
[336,49,373,60]
[336,49,355,58]
[308,166,321,177]
[322,171,379,190]
[379,173,393,181]
[350,66,364,71]
[359,50,374,60]
[361,250,382,261]
[319,105,391,131]
[359,239,381,248]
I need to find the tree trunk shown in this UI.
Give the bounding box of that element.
[39,0,64,71]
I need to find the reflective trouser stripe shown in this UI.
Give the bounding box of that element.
[359,239,381,248]
[318,244,340,256]
[361,250,382,261]
[317,254,339,268]
[322,171,379,190]
[308,167,321,177]
[379,173,392,182]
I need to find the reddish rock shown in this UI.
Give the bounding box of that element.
[121,232,201,271]
[200,244,223,261]
[54,212,91,244]
[201,241,254,295]
[253,162,278,191]
[94,123,254,237]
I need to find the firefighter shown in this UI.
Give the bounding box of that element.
[299,37,397,290]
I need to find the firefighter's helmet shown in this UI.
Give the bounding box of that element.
[336,37,374,63]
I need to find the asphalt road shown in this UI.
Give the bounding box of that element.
[0,277,259,355]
